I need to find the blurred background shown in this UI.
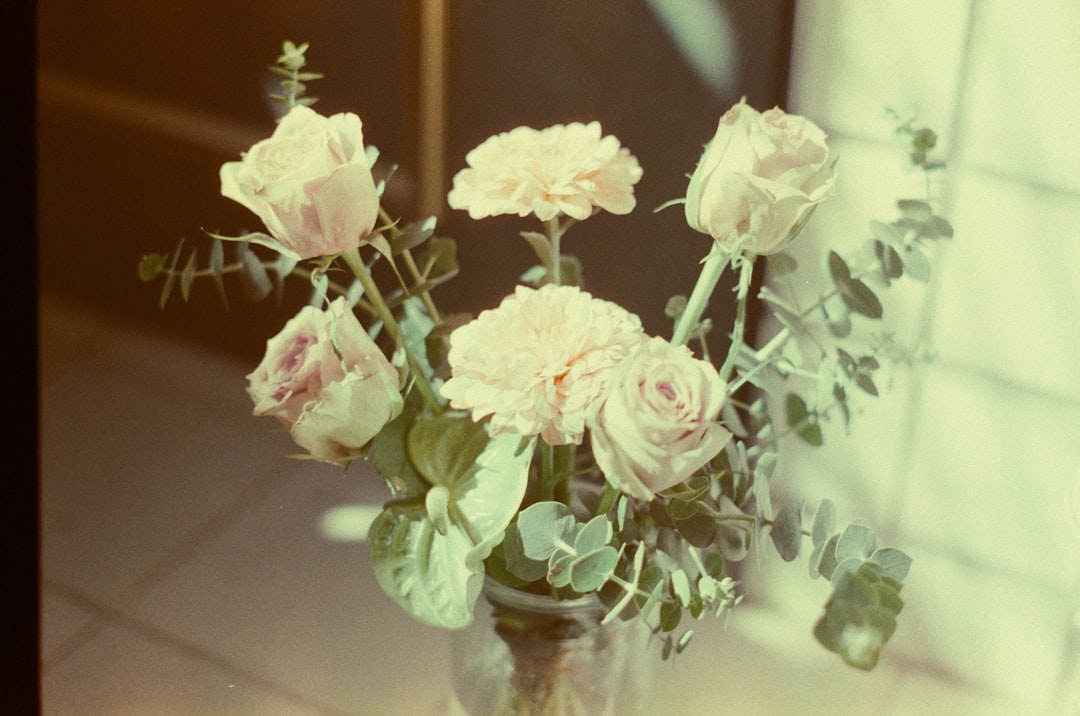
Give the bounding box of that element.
[39,1,1080,714]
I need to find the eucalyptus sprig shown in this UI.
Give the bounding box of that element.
[268,40,323,108]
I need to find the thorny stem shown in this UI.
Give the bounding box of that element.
[672,242,731,347]
[341,249,443,413]
[377,206,441,321]
[718,257,755,383]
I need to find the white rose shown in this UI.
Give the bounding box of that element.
[684,98,836,255]
[220,105,380,260]
[246,297,402,463]
[590,337,731,501]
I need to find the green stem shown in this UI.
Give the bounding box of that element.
[540,442,575,503]
[340,249,443,414]
[718,257,755,383]
[546,217,563,285]
[671,242,731,347]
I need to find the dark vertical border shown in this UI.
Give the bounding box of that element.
[20,0,42,710]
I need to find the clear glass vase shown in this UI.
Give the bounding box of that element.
[448,578,653,715]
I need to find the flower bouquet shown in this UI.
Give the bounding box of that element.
[140,42,951,710]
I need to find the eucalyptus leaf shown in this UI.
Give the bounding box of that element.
[670,569,691,608]
[501,521,549,583]
[869,547,912,583]
[769,252,798,278]
[574,515,613,554]
[835,520,878,563]
[517,501,576,561]
[239,245,272,302]
[659,599,682,633]
[786,394,823,446]
[770,501,803,562]
[569,546,619,593]
[210,239,228,308]
[670,503,714,548]
[811,499,836,548]
[899,244,931,282]
[839,277,883,319]
[138,253,167,282]
[815,533,841,580]
[179,249,197,302]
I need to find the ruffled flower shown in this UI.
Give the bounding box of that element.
[447,122,643,222]
[441,284,646,445]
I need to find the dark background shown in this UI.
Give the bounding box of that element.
[38,1,794,363]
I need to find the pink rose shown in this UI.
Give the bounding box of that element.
[684,99,836,255]
[220,105,380,260]
[590,337,731,501]
[247,297,402,462]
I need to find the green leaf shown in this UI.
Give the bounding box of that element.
[574,515,613,554]
[636,567,665,620]
[569,546,619,593]
[419,236,459,284]
[369,502,486,629]
[209,238,228,309]
[520,231,553,270]
[828,251,882,318]
[157,238,185,309]
[673,508,717,548]
[815,533,841,580]
[501,521,550,583]
[870,220,902,247]
[238,245,272,302]
[389,217,437,255]
[840,278,883,319]
[370,422,533,629]
[138,253,167,282]
[370,406,427,496]
[898,244,931,283]
[659,599,682,632]
[770,501,803,562]
[517,501,576,561]
[811,499,836,549]
[869,547,912,583]
[813,561,904,670]
[769,252,798,278]
[786,393,823,446]
[874,240,904,281]
[897,199,933,221]
[406,413,488,488]
[835,521,878,563]
[179,248,197,302]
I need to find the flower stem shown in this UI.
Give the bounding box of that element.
[671,242,731,347]
[546,218,563,285]
[718,257,755,383]
[340,249,443,414]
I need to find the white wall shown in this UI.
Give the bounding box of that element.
[759,2,1080,712]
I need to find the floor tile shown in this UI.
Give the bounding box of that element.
[127,459,451,716]
[42,615,342,716]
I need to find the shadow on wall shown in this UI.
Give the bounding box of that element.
[37,0,794,362]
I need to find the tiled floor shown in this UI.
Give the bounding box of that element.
[39,290,1050,715]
